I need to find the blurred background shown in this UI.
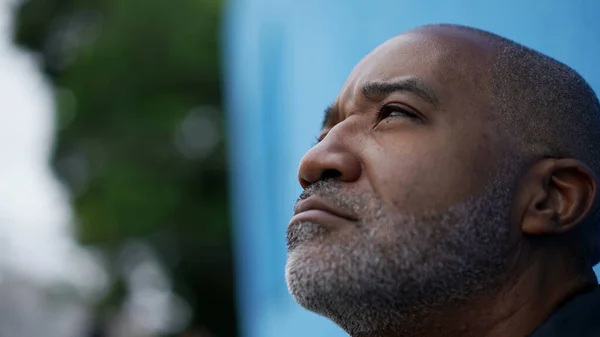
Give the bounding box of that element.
[0,0,599,336]
[4,0,231,336]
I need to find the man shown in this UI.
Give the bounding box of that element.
[285,24,600,337]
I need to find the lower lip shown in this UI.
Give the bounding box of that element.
[289,209,352,227]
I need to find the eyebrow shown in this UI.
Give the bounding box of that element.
[320,77,439,130]
[322,104,339,129]
[361,76,440,107]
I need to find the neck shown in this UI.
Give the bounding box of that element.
[353,260,597,337]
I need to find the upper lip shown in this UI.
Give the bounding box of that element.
[293,196,356,220]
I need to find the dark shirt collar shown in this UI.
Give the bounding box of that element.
[528,286,600,337]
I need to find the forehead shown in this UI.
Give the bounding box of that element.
[337,29,493,109]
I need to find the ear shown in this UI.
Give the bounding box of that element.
[520,158,597,235]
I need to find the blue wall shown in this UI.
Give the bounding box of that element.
[223,1,600,336]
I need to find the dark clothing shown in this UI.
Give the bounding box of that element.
[529,286,600,337]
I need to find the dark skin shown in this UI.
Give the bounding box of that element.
[296,26,598,337]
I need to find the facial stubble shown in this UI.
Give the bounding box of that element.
[285,171,516,335]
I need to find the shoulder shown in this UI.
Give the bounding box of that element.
[529,286,600,337]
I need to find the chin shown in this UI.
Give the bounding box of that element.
[285,243,401,335]
[285,244,340,311]
[286,262,399,336]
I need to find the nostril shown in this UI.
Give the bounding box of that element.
[299,178,312,189]
[321,169,342,181]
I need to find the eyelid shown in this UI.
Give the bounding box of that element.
[378,103,425,122]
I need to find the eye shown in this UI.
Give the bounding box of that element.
[378,104,421,122]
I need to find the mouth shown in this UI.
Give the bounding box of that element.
[289,195,357,227]
[287,195,358,252]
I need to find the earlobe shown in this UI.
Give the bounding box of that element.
[521,158,597,236]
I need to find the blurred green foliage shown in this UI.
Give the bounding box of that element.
[14,0,236,336]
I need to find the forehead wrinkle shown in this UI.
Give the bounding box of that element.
[334,79,365,118]
[332,34,494,130]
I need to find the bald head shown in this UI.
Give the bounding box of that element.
[424,24,600,164]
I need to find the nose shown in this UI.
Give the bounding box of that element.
[297,133,362,189]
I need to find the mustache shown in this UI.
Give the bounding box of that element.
[297,179,340,202]
[297,178,348,197]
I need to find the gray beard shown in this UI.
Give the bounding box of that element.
[285,171,516,336]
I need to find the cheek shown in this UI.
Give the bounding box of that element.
[363,129,496,213]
